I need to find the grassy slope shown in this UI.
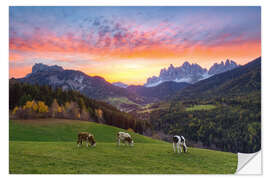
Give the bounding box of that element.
[186,105,216,111]
[9,119,237,174]
[9,119,159,143]
[107,97,141,107]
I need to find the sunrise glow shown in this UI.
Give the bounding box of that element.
[9,7,261,85]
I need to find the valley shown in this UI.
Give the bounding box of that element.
[10,57,261,154]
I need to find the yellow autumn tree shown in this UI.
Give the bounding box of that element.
[95,109,103,120]
[12,106,19,115]
[23,100,36,110]
[127,128,134,133]
[22,100,38,117]
[64,102,70,111]
[37,101,48,113]
[57,106,62,113]
[32,101,38,112]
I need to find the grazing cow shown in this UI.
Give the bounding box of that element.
[77,132,96,147]
[173,135,187,153]
[117,132,134,146]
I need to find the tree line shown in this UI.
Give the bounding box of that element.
[9,80,150,134]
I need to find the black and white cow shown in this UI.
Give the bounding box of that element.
[117,132,134,146]
[173,135,187,153]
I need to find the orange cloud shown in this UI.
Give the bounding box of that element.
[9,23,261,85]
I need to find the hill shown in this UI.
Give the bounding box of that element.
[16,63,145,105]
[9,119,237,174]
[9,81,150,134]
[9,119,158,143]
[148,57,261,153]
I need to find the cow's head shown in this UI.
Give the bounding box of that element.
[125,136,134,146]
[88,134,96,147]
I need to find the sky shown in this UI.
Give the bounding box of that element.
[9,6,261,85]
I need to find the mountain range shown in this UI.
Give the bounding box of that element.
[16,63,191,107]
[14,57,258,111]
[148,57,261,154]
[18,63,145,105]
[144,59,238,87]
[174,57,261,100]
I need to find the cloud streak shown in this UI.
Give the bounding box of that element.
[9,6,261,84]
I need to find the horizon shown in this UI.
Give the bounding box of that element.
[9,6,261,85]
[10,57,259,86]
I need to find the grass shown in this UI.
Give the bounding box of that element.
[9,119,160,143]
[138,103,170,114]
[186,104,216,111]
[9,119,237,174]
[107,97,141,107]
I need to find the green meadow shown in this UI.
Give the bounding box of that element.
[9,119,237,174]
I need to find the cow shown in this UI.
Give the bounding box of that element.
[117,132,134,146]
[173,135,187,153]
[77,132,96,147]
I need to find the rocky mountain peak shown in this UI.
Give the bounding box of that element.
[144,59,239,87]
[208,59,238,75]
[32,63,64,74]
[182,61,191,67]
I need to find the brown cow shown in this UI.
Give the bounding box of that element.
[77,132,96,147]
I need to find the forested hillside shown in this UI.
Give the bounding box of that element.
[9,80,150,134]
[150,92,261,153]
[149,57,261,153]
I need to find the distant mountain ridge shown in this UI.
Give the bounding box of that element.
[174,57,261,100]
[208,60,238,75]
[144,59,239,87]
[31,63,64,74]
[18,63,144,105]
[14,58,245,111]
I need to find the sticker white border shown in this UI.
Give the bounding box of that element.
[2,0,267,179]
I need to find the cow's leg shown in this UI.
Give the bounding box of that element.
[179,143,182,152]
[177,143,180,153]
[86,140,88,147]
[173,142,176,153]
[117,138,120,146]
[77,139,80,147]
